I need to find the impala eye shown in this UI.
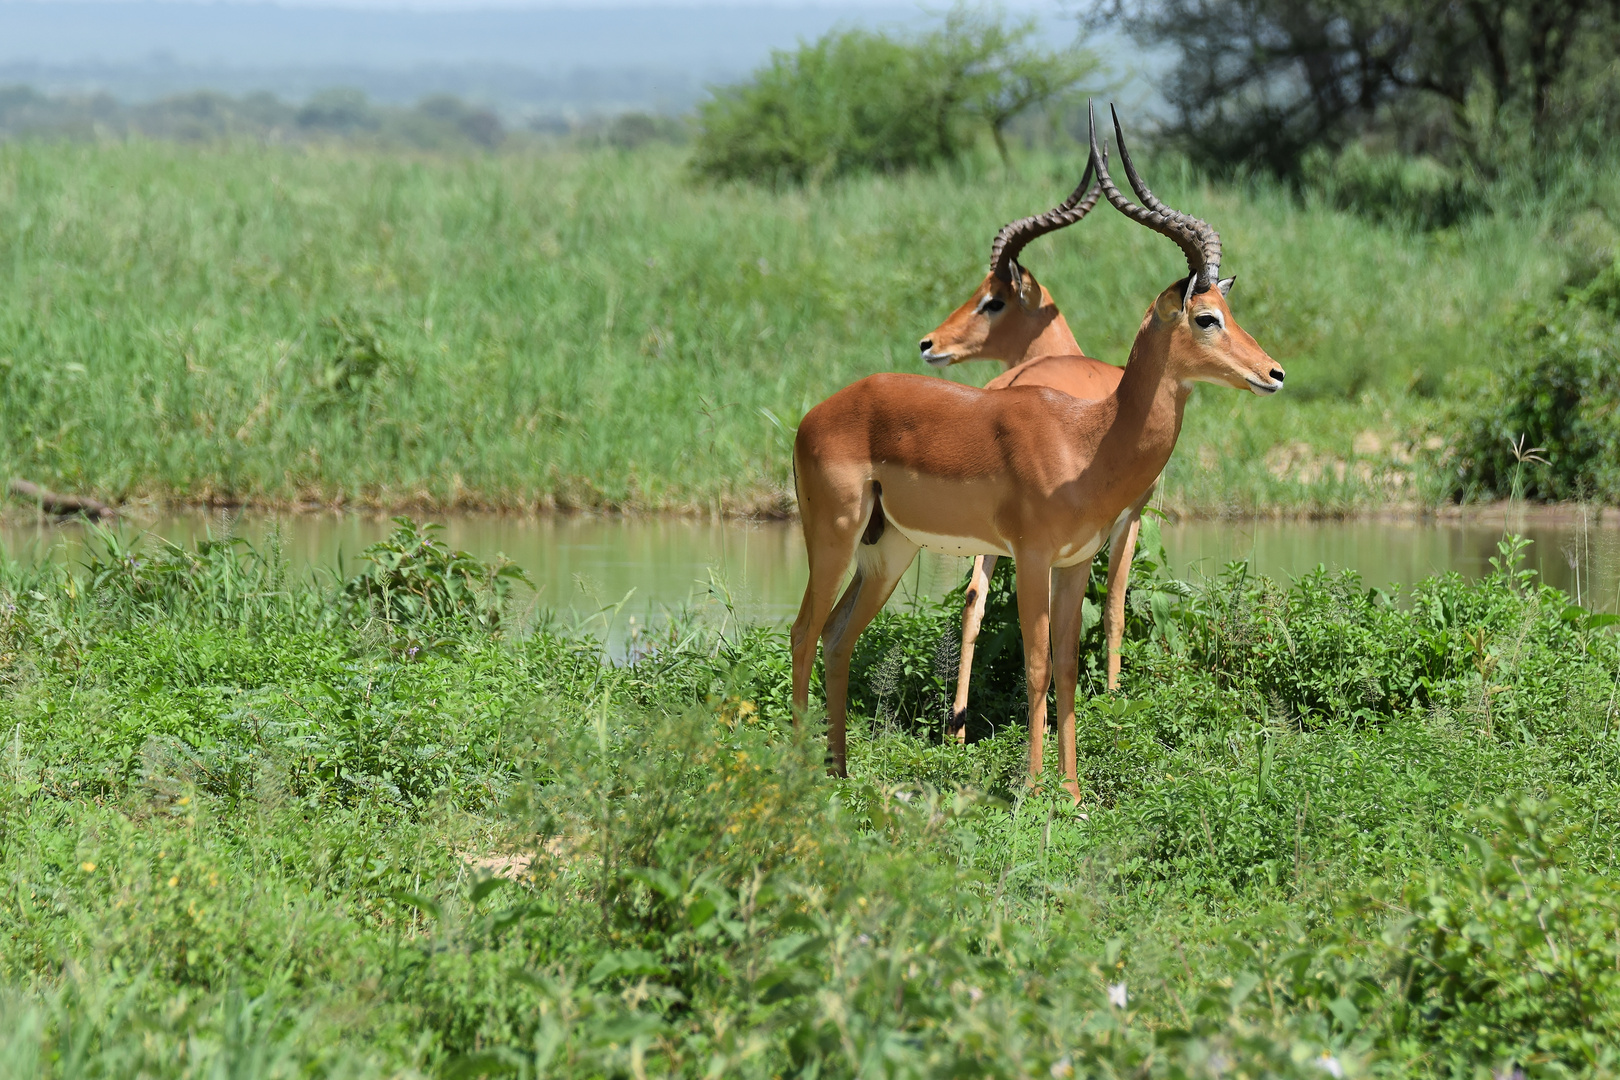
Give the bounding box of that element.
[1195,312,1221,330]
[982,298,1006,314]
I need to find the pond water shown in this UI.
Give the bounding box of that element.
[4,509,1620,635]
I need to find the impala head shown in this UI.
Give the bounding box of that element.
[919,156,1103,368]
[920,264,1054,367]
[1090,102,1284,396]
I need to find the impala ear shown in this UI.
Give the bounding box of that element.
[1012,263,1032,305]
[1153,282,1185,323]
[1181,274,1198,311]
[1217,275,1236,296]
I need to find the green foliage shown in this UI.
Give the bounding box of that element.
[0,138,1585,514]
[691,11,1093,185]
[314,306,400,398]
[1388,797,1620,1071]
[1444,258,1620,501]
[1,527,1620,1072]
[1302,144,1484,230]
[691,29,971,187]
[1124,0,1620,177]
[341,517,529,628]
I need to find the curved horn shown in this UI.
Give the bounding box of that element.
[1088,100,1218,290]
[1109,104,1221,287]
[988,154,1102,284]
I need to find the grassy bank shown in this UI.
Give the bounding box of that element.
[0,522,1618,1074]
[0,140,1595,516]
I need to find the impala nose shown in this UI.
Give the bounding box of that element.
[919,338,933,353]
[1270,369,1285,382]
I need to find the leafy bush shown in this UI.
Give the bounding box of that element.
[692,11,1094,185]
[692,29,968,187]
[341,518,529,629]
[1387,797,1620,1073]
[4,526,1620,1074]
[1443,258,1620,501]
[1302,144,1484,230]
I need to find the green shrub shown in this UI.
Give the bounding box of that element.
[341,518,529,629]
[1387,797,1620,1074]
[6,525,1620,1074]
[691,11,1093,186]
[691,29,968,187]
[1301,144,1485,230]
[1444,258,1620,501]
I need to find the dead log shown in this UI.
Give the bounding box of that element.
[7,479,118,520]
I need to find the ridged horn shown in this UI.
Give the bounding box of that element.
[1088,100,1221,291]
[988,153,1102,284]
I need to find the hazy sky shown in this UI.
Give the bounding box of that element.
[9,0,1072,7]
[0,0,1126,114]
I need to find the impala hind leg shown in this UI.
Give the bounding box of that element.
[949,554,997,742]
[820,528,920,776]
[1102,492,1152,690]
[1013,556,1054,783]
[1050,562,1091,801]
[790,514,867,728]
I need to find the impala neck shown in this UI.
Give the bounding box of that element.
[1099,313,1189,477]
[1000,285,1081,371]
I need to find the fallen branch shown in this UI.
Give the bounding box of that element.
[7,479,118,520]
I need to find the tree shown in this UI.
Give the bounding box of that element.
[943,9,1102,164]
[1102,0,1620,176]
[691,8,1098,186]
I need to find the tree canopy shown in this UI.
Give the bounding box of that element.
[692,10,1099,186]
[1106,0,1620,176]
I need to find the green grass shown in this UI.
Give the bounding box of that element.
[1,523,1619,1075]
[0,140,1593,515]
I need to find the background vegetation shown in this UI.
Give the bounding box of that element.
[0,3,1615,513]
[0,136,1611,516]
[2,5,1618,1073]
[1108,0,1620,180]
[0,522,1617,1075]
[0,85,509,151]
[691,10,1095,185]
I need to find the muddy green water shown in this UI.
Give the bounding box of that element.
[5,511,1620,635]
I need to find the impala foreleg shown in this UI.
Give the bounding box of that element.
[1014,558,1054,783]
[1050,562,1090,801]
[821,529,919,778]
[950,553,997,743]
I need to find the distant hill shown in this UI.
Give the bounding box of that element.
[0,2,953,116]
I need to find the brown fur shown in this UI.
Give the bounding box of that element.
[920,264,1140,736]
[794,279,1282,793]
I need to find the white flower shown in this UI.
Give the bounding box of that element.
[1050,1056,1074,1078]
[1107,982,1128,1008]
[1317,1053,1344,1079]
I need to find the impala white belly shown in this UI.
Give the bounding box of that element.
[1052,531,1104,568]
[888,521,1009,558]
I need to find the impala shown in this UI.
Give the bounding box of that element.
[916,155,1148,739]
[790,104,1284,790]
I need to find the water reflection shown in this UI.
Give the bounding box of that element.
[1165,515,1620,611]
[3,511,1618,638]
